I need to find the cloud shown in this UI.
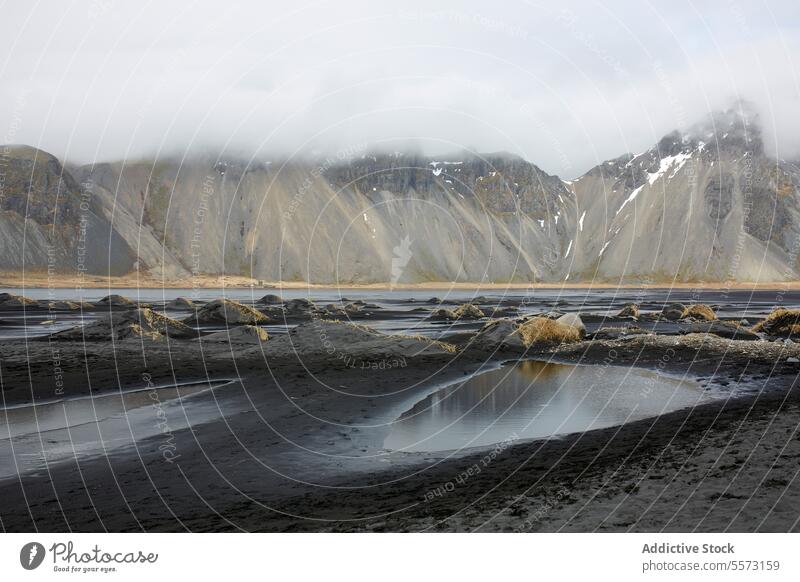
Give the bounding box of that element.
[1,0,798,176]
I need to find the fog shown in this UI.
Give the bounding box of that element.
[1,0,798,177]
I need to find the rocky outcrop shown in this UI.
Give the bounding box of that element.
[555,313,586,338]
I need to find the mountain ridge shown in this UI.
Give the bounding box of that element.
[1,107,797,284]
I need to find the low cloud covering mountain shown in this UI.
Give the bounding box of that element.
[1,107,797,284]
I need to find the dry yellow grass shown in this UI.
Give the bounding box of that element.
[515,316,583,346]
[684,304,717,321]
[453,303,485,319]
[751,308,800,335]
[617,303,640,318]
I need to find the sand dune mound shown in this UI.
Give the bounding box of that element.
[685,320,759,340]
[517,315,584,344]
[0,293,38,307]
[285,298,315,313]
[430,303,485,321]
[95,294,136,307]
[592,326,651,340]
[201,325,269,344]
[617,303,640,319]
[683,304,717,321]
[259,294,283,304]
[38,300,94,310]
[473,315,585,350]
[454,303,485,319]
[53,308,195,341]
[752,308,800,336]
[184,298,267,325]
[230,319,455,360]
[166,297,195,309]
[661,303,687,321]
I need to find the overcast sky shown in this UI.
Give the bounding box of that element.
[1,0,799,177]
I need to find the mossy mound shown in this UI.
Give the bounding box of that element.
[751,308,800,336]
[516,316,584,345]
[53,308,195,341]
[202,325,269,344]
[683,304,717,321]
[96,294,136,307]
[453,303,485,319]
[617,303,640,318]
[472,316,583,350]
[432,303,485,321]
[0,292,38,307]
[185,299,268,325]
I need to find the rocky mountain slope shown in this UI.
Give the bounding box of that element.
[70,151,577,284]
[1,107,797,284]
[566,107,800,283]
[0,145,135,276]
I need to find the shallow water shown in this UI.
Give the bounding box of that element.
[384,361,710,452]
[0,379,239,480]
[2,286,798,340]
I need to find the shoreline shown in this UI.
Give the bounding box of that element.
[3,272,800,291]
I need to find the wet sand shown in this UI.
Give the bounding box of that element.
[1,327,799,532]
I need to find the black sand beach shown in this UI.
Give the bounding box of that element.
[1,291,799,532]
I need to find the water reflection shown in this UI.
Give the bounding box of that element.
[384,361,708,452]
[0,379,237,479]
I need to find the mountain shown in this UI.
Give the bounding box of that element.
[72,151,576,284]
[566,106,800,283]
[0,145,135,276]
[1,106,797,284]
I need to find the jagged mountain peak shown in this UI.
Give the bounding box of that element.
[568,104,799,283]
[683,102,763,156]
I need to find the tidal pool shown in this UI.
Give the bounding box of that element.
[0,379,238,479]
[384,360,710,452]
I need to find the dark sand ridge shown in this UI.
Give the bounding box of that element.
[1,308,799,531]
